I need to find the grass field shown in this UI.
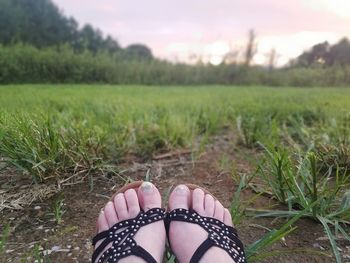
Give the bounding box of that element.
[1,85,350,262]
[1,85,350,180]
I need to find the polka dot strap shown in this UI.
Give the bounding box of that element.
[92,208,166,263]
[166,208,246,263]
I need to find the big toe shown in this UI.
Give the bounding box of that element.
[137,182,161,211]
[169,184,190,211]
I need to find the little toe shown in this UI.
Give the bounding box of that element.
[104,201,118,227]
[204,194,215,217]
[95,211,109,250]
[213,200,225,221]
[192,188,205,215]
[114,193,129,220]
[97,211,109,232]
[137,182,161,211]
[169,185,190,210]
[224,208,233,227]
[124,189,140,218]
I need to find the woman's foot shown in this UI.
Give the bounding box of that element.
[94,182,166,263]
[168,185,236,263]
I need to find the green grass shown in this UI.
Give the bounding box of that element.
[0,224,10,254]
[254,145,350,262]
[1,85,350,261]
[50,194,66,225]
[1,85,350,182]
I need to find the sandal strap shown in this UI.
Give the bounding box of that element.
[92,207,166,263]
[166,208,246,263]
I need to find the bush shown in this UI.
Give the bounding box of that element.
[1,44,350,86]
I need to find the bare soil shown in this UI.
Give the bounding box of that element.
[1,133,349,262]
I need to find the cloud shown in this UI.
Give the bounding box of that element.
[53,0,350,65]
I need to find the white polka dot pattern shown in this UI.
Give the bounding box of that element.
[92,208,166,263]
[167,208,246,263]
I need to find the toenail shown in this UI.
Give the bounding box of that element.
[175,184,187,194]
[115,193,123,200]
[141,182,154,193]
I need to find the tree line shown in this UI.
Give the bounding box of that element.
[293,38,350,67]
[0,0,153,59]
[0,0,349,86]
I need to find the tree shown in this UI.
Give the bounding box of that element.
[244,29,257,66]
[268,48,277,71]
[102,36,121,54]
[76,24,104,53]
[0,0,75,47]
[294,38,350,67]
[328,38,350,66]
[125,44,153,60]
[296,41,330,66]
[0,0,127,56]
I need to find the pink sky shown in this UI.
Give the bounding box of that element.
[53,0,350,65]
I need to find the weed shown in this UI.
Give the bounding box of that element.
[32,243,51,263]
[256,144,350,262]
[50,195,66,225]
[217,153,232,171]
[230,174,327,261]
[230,173,257,225]
[236,113,279,148]
[0,224,10,254]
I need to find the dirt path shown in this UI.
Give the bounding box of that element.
[1,134,348,262]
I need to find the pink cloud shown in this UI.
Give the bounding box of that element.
[53,0,350,64]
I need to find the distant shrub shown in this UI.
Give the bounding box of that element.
[1,44,350,86]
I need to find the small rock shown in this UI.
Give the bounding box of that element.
[67,245,72,249]
[68,253,72,257]
[84,241,92,250]
[37,225,43,230]
[74,246,80,251]
[51,245,61,252]
[313,243,325,251]
[6,249,14,253]
[34,206,41,210]
[43,249,52,256]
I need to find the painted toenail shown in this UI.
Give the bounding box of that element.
[175,185,187,194]
[141,182,154,193]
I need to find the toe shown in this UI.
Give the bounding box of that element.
[192,188,205,215]
[124,189,140,218]
[169,185,190,210]
[204,194,215,217]
[114,193,129,220]
[224,208,233,227]
[104,201,119,228]
[213,200,225,221]
[137,182,161,211]
[95,211,110,250]
[97,210,109,232]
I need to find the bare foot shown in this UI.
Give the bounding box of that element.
[93,182,166,263]
[168,185,237,263]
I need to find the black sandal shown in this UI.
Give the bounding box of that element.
[92,207,166,263]
[165,208,246,263]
